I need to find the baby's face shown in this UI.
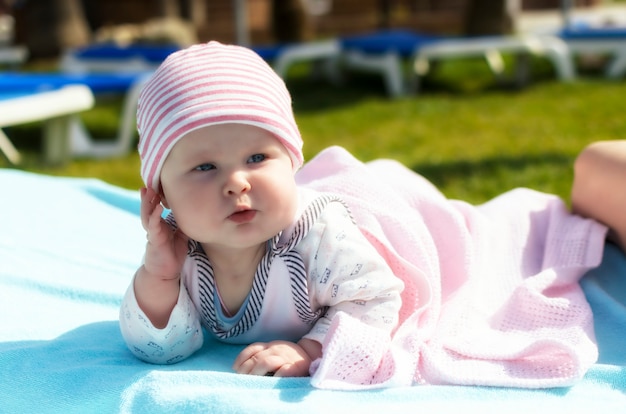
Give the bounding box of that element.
[160,123,298,251]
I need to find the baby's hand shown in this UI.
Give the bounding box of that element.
[140,187,188,279]
[233,340,318,377]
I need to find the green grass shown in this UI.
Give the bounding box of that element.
[2,57,625,205]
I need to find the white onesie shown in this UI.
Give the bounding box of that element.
[119,189,404,364]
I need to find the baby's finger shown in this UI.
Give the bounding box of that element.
[140,187,160,230]
[146,202,165,242]
[236,354,281,376]
[234,343,284,376]
[232,343,266,372]
[273,361,306,377]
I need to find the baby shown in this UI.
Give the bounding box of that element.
[119,41,404,377]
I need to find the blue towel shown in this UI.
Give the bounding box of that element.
[1,169,625,413]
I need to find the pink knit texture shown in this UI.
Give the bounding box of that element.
[136,41,303,190]
[297,146,607,390]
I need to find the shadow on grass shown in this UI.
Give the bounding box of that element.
[286,54,562,113]
[286,73,389,111]
[410,152,574,188]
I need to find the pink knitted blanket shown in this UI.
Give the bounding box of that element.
[296,146,607,390]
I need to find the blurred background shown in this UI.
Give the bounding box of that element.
[3,0,611,59]
[1,0,626,205]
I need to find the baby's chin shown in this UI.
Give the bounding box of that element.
[195,225,285,251]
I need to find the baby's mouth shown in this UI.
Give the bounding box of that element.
[228,209,256,223]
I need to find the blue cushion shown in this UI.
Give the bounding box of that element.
[560,26,626,40]
[73,43,179,63]
[251,44,287,61]
[340,30,443,57]
[0,72,146,94]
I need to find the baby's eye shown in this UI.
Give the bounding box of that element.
[248,153,266,164]
[194,163,215,172]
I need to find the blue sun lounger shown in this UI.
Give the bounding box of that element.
[0,71,151,164]
[340,30,442,97]
[0,85,94,164]
[338,30,574,97]
[252,39,340,81]
[60,43,179,73]
[559,25,626,79]
[62,41,342,84]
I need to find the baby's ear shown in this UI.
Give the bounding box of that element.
[158,185,171,209]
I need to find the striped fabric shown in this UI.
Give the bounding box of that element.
[136,41,304,191]
[171,194,343,340]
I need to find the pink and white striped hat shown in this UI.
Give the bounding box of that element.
[137,41,303,191]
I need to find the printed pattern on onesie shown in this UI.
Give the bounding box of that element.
[170,194,349,340]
